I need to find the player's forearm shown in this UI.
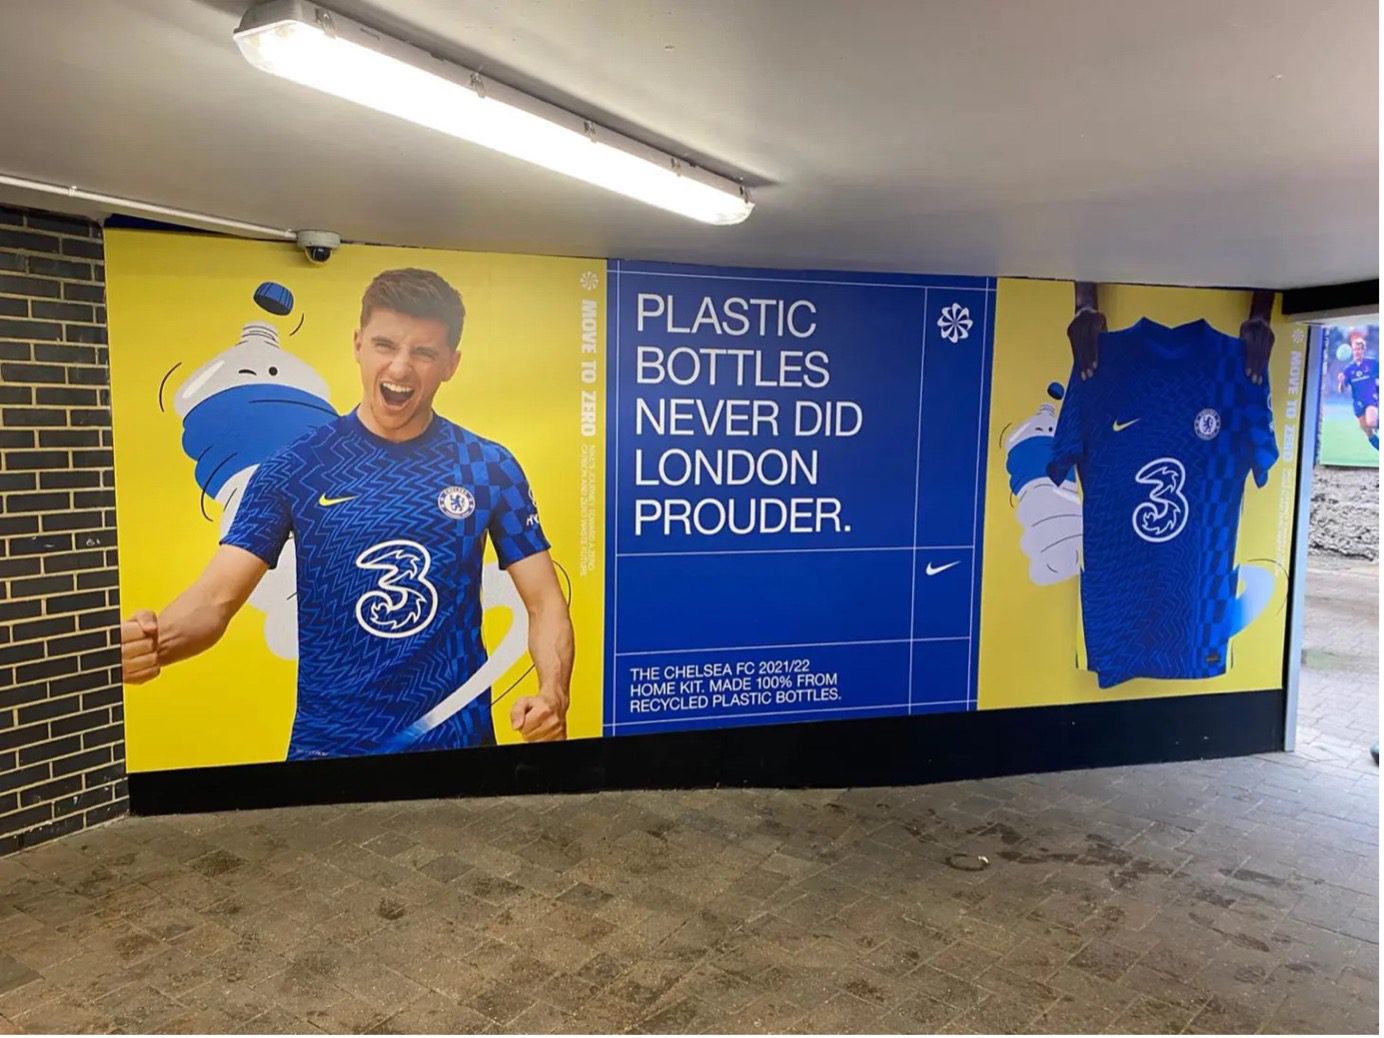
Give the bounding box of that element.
[527,602,574,706]
[155,580,237,666]
[1074,281,1099,314]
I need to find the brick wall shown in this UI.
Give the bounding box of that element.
[0,204,125,855]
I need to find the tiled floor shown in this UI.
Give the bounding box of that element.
[0,557,1377,1035]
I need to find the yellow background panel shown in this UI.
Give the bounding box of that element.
[105,231,605,771]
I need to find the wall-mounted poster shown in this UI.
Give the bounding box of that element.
[1318,324,1380,467]
[105,231,1304,773]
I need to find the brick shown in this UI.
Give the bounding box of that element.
[62,282,104,303]
[0,472,37,492]
[0,429,35,447]
[0,682,47,709]
[68,364,108,386]
[33,342,96,365]
[76,569,119,590]
[60,238,103,261]
[44,590,106,615]
[72,529,116,548]
[49,670,110,697]
[15,655,79,684]
[85,798,127,826]
[37,428,101,447]
[81,723,122,749]
[39,513,110,538]
[77,607,121,630]
[25,256,90,280]
[79,647,120,671]
[0,762,50,794]
[4,491,71,513]
[15,812,83,844]
[0,599,41,622]
[47,632,107,658]
[69,786,114,813]
[0,557,41,579]
[31,300,93,323]
[38,469,101,489]
[0,360,67,383]
[0,274,60,298]
[25,212,94,236]
[0,641,44,666]
[0,297,27,317]
[79,686,122,713]
[18,774,83,808]
[72,491,115,509]
[42,550,107,575]
[64,324,107,345]
[1,408,65,428]
[3,449,68,471]
[72,448,113,468]
[0,228,60,252]
[11,614,75,641]
[0,804,53,835]
[35,386,99,406]
[8,533,72,555]
[49,745,111,778]
[0,722,50,753]
[18,734,83,764]
[82,760,126,788]
[69,408,110,428]
[0,318,61,342]
[51,710,110,739]
[0,385,32,403]
[0,341,30,360]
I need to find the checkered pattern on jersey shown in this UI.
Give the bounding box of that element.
[224,412,549,759]
[1048,319,1277,688]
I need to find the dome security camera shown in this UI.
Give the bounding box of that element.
[296,230,341,263]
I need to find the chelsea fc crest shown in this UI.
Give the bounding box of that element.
[1194,408,1221,440]
[438,485,475,519]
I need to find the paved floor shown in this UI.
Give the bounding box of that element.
[0,557,1377,1035]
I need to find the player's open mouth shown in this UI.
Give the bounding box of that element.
[380,381,415,408]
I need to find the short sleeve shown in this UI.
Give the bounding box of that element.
[487,448,551,569]
[222,451,296,567]
[1046,366,1086,484]
[1239,369,1279,489]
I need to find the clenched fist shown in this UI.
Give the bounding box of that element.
[121,610,161,684]
[510,687,568,742]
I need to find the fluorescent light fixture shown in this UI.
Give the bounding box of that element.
[233,0,754,225]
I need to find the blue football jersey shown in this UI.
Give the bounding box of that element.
[223,411,550,759]
[1047,319,1278,688]
[1343,358,1379,407]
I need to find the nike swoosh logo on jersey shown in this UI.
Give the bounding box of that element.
[1112,418,1140,432]
[318,493,356,507]
[924,560,960,576]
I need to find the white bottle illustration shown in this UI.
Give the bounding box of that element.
[1006,401,1083,585]
[174,322,331,660]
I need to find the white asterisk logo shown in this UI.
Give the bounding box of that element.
[580,271,599,291]
[937,303,973,343]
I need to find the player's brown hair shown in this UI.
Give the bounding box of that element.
[360,268,466,350]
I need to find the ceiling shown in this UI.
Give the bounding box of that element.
[0,0,1376,287]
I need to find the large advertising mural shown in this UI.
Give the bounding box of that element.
[106,231,1304,773]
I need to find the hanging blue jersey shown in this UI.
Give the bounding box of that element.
[223,411,549,759]
[1047,319,1277,688]
[1342,357,1378,414]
